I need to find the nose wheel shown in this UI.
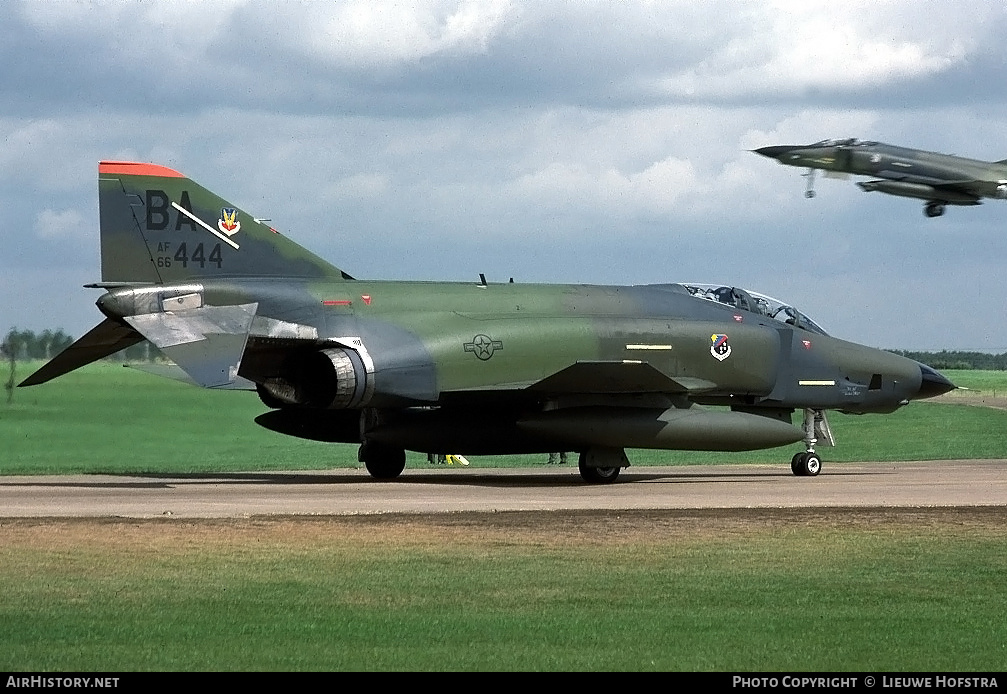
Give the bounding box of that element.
[791,451,822,476]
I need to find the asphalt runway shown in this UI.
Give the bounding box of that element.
[2,460,1005,518]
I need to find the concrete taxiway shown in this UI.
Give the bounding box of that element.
[1,461,1005,518]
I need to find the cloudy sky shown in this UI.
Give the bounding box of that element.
[4,0,1007,351]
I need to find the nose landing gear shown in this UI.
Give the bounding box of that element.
[791,408,833,477]
[803,168,817,198]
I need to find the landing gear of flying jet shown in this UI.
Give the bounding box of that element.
[803,168,817,198]
[359,441,406,480]
[924,201,946,218]
[791,408,827,477]
[578,448,629,484]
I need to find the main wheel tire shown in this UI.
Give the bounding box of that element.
[361,442,406,480]
[579,462,621,484]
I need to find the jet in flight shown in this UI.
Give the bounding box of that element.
[755,138,1007,217]
[20,162,955,483]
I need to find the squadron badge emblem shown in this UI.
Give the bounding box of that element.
[218,208,241,236]
[710,334,732,361]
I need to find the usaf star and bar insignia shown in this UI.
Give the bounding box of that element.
[464,334,503,361]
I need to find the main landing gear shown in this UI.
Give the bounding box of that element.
[578,447,630,484]
[924,201,946,218]
[358,441,406,480]
[791,408,832,477]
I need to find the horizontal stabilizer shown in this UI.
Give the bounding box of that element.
[125,362,256,390]
[18,318,144,387]
[528,361,716,395]
[125,303,257,387]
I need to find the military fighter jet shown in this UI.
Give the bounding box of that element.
[20,162,955,483]
[754,138,1007,217]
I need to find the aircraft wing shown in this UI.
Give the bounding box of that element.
[527,361,716,395]
[18,318,145,386]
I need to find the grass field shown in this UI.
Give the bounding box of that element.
[2,509,1005,672]
[4,363,1007,475]
[3,362,1006,671]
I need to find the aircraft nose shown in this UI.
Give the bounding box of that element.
[753,145,797,159]
[915,363,956,400]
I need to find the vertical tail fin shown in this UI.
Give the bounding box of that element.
[98,161,351,284]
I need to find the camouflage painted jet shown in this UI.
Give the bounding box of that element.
[754,138,1007,217]
[20,162,955,483]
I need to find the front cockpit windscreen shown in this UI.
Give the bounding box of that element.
[679,284,828,335]
[810,138,877,148]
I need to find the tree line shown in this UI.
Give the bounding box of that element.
[4,328,1007,370]
[887,350,1007,371]
[1,328,155,362]
[2,328,75,361]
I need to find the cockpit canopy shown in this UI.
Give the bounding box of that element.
[678,284,828,335]
[810,138,877,148]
